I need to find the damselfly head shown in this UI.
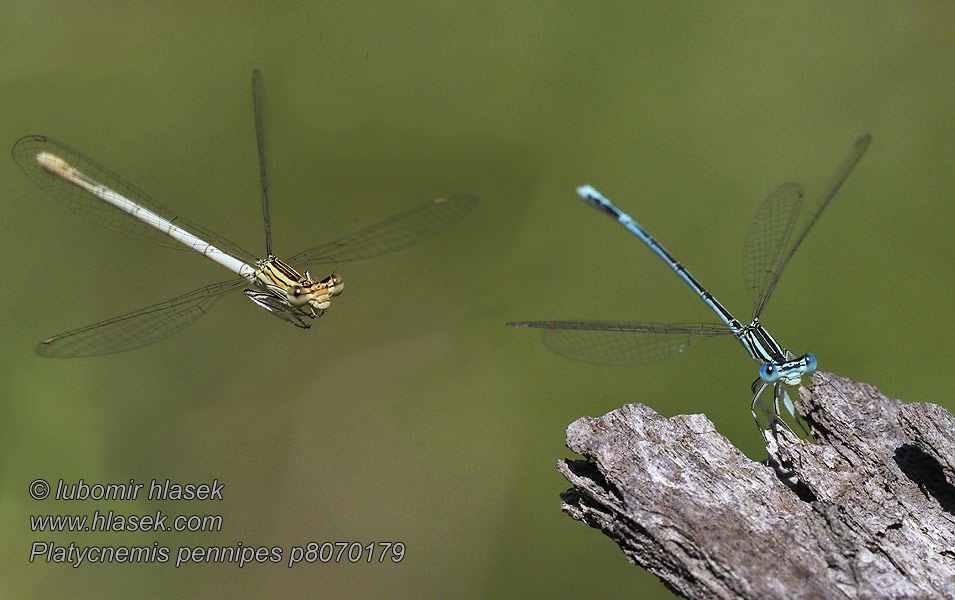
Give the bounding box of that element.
[287,285,308,307]
[759,363,781,383]
[323,273,344,297]
[287,273,344,311]
[763,353,817,387]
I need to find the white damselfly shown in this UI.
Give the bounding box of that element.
[15,70,476,357]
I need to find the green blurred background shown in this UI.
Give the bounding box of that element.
[1,2,952,598]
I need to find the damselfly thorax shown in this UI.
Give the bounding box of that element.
[733,318,815,386]
[247,257,344,328]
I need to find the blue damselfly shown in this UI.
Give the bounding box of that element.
[508,135,870,437]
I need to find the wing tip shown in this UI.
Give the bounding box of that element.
[433,193,479,209]
[35,337,64,358]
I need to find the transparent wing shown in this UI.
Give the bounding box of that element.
[505,320,732,367]
[747,134,871,318]
[13,135,258,265]
[286,195,478,269]
[252,69,273,257]
[742,182,805,314]
[36,279,245,358]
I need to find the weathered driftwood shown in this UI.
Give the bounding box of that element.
[558,372,955,600]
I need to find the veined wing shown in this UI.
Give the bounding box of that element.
[13,135,259,265]
[505,321,732,367]
[36,279,245,358]
[742,182,805,315]
[251,69,274,257]
[286,194,477,269]
[746,134,871,318]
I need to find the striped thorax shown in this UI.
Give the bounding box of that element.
[735,318,817,386]
[246,257,344,328]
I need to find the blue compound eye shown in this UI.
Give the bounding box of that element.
[804,353,818,372]
[759,363,780,383]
